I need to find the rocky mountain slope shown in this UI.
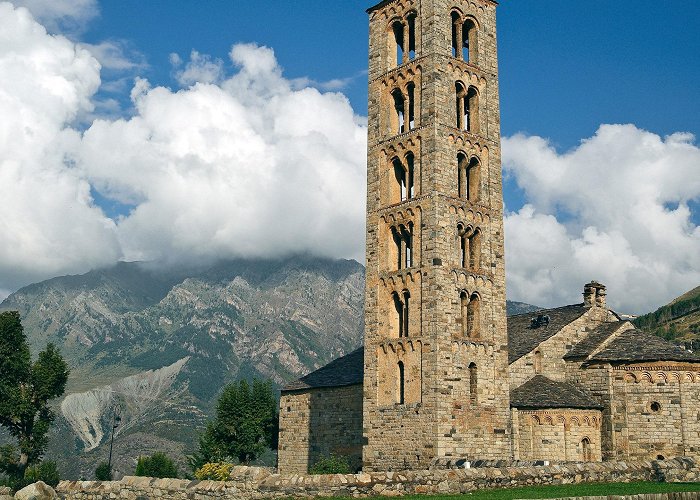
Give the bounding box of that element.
[0,257,540,479]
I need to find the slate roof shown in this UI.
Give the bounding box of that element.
[589,328,700,364]
[282,347,364,392]
[510,375,603,410]
[564,322,625,360]
[507,304,589,364]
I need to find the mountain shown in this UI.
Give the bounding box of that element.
[633,285,700,343]
[0,257,539,479]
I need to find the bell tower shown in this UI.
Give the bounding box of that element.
[363,0,511,470]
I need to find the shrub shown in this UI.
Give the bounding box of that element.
[95,462,112,481]
[194,462,234,481]
[23,461,60,487]
[134,452,178,479]
[309,455,350,475]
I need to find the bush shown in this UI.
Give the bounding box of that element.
[134,452,178,479]
[194,462,234,481]
[23,461,60,487]
[309,455,350,475]
[95,462,112,481]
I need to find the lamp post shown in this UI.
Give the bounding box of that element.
[107,411,121,476]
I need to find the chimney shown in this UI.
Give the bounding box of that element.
[583,281,606,308]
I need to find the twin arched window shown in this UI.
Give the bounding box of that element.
[389,13,417,68]
[392,223,413,270]
[457,153,480,201]
[459,291,480,338]
[392,154,415,203]
[457,224,481,270]
[392,290,411,338]
[455,82,479,132]
[451,12,478,63]
[391,84,416,135]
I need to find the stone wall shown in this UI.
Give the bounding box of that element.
[278,384,363,474]
[55,458,700,499]
[512,408,603,462]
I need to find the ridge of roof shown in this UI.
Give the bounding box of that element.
[282,346,364,392]
[510,375,603,410]
[508,304,590,364]
[564,321,627,360]
[588,329,700,364]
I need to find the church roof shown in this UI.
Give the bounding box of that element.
[510,375,603,410]
[563,321,625,360]
[588,328,699,364]
[282,346,364,392]
[507,304,589,364]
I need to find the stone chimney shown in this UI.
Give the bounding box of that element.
[583,281,606,308]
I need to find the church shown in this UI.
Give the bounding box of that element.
[277,0,700,473]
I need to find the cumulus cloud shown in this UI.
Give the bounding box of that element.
[0,3,120,291]
[503,125,700,314]
[0,7,367,295]
[10,0,98,33]
[82,45,367,265]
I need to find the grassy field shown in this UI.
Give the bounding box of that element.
[391,481,700,500]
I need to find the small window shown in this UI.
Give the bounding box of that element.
[650,401,661,412]
[398,361,405,404]
[468,362,477,402]
[580,437,592,461]
[657,454,665,460]
[534,350,543,374]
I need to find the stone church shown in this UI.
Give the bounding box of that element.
[277,0,700,473]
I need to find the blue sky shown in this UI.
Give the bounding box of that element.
[80,0,700,220]
[1,0,699,312]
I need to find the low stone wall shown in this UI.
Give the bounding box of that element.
[55,458,700,499]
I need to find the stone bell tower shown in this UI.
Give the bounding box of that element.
[363,0,511,470]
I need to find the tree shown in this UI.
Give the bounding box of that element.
[193,379,278,466]
[134,452,178,478]
[95,462,112,481]
[0,311,69,480]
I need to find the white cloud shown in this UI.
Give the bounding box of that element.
[171,50,224,86]
[82,40,147,71]
[81,45,367,265]
[0,3,120,291]
[9,0,97,33]
[503,125,700,314]
[0,8,367,297]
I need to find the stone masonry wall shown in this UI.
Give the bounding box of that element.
[608,362,700,461]
[56,459,700,499]
[278,384,363,474]
[513,409,602,462]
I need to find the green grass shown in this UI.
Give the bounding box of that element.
[389,482,700,500]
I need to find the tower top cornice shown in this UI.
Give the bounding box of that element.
[367,0,498,14]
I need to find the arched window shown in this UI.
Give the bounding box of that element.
[393,291,404,337]
[465,86,479,132]
[403,290,410,337]
[459,290,470,336]
[406,82,416,131]
[466,156,480,201]
[468,362,477,402]
[457,224,468,268]
[451,13,478,63]
[580,437,592,461]
[462,18,477,63]
[393,157,407,202]
[534,349,543,374]
[467,293,480,338]
[391,20,405,67]
[391,88,405,134]
[398,361,405,404]
[455,82,466,129]
[403,224,413,267]
[405,153,415,199]
[468,228,481,270]
[457,153,467,198]
[406,12,417,60]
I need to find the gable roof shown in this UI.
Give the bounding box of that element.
[588,328,699,364]
[282,347,364,392]
[510,375,603,410]
[564,321,625,360]
[507,304,589,364]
